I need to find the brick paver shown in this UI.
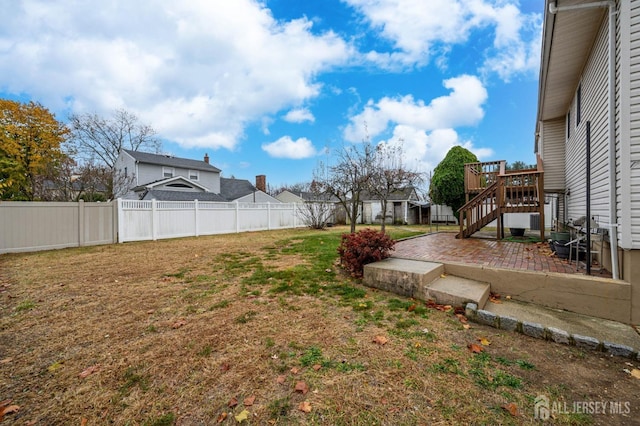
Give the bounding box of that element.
[392,232,612,277]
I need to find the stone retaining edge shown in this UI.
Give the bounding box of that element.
[464,303,639,360]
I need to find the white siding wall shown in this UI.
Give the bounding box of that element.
[134,163,220,193]
[624,0,640,248]
[565,16,611,226]
[541,118,566,192]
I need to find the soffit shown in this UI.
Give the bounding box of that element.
[538,1,607,121]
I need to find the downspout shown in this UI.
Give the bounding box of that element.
[549,1,619,279]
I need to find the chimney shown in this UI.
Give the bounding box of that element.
[204,153,209,164]
[256,175,266,192]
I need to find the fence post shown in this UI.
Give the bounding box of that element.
[113,200,119,243]
[78,200,85,247]
[152,199,158,241]
[235,201,240,233]
[117,199,124,243]
[194,199,199,237]
[267,202,271,230]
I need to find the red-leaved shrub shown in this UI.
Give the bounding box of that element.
[337,228,396,278]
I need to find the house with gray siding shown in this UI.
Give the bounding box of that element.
[114,150,278,203]
[535,0,640,322]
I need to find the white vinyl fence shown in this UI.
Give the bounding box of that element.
[0,201,117,254]
[117,199,305,243]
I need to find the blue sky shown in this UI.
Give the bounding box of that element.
[0,0,543,190]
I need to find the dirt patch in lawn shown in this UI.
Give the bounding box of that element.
[1,227,640,425]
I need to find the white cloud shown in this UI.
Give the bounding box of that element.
[376,126,493,177]
[0,0,350,150]
[344,0,542,79]
[344,75,487,142]
[284,108,315,123]
[262,136,318,159]
[344,75,492,175]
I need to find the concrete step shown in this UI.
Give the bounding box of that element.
[363,258,490,308]
[363,258,444,298]
[422,275,490,309]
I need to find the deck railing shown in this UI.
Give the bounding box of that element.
[464,160,504,197]
[458,156,544,239]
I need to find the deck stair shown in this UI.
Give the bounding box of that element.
[457,156,545,240]
[363,258,490,308]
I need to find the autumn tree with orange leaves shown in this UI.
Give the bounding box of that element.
[0,100,69,200]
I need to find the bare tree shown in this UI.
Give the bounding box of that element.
[68,109,161,198]
[369,142,424,232]
[315,141,376,233]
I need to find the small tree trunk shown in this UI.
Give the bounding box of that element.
[380,199,387,232]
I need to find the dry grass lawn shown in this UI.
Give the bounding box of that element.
[1,226,639,425]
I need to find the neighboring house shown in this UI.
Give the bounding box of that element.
[535,0,640,320]
[220,177,280,203]
[360,187,426,225]
[114,149,278,203]
[276,190,344,224]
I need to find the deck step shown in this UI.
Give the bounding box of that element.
[363,258,443,298]
[363,258,490,308]
[423,275,490,309]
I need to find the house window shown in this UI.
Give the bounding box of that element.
[163,167,174,178]
[124,167,128,178]
[567,111,571,139]
[189,170,199,181]
[576,84,582,126]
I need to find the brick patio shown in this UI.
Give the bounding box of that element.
[392,232,612,278]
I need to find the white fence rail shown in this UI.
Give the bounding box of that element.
[117,199,305,243]
[0,201,117,254]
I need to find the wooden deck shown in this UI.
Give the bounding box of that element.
[458,157,545,240]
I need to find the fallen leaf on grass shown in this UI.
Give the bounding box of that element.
[467,343,484,353]
[0,357,13,364]
[407,304,416,312]
[502,402,519,416]
[146,309,155,314]
[462,324,471,330]
[220,363,231,372]
[455,313,468,324]
[172,319,187,329]
[244,395,256,406]
[290,367,300,374]
[478,337,491,346]
[234,409,249,423]
[373,335,389,345]
[312,364,322,371]
[630,369,640,379]
[425,300,453,312]
[216,412,228,423]
[79,364,100,378]
[276,375,286,384]
[228,397,238,408]
[298,401,312,413]
[295,381,309,394]
[81,418,88,426]
[0,402,20,422]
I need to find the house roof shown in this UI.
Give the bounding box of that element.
[279,190,340,202]
[132,176,210,192]
[123,149,222,173]
[220,177,258,201]
[536,0,607,123]
[140,189,227,202]
[361,187,418,201]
